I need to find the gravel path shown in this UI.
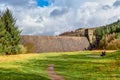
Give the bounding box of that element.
[47,64,65,80]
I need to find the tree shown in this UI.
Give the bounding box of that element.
[0,8,21,55]
[0,15,6,54]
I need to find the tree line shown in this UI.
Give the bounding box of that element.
[95,20,120,38]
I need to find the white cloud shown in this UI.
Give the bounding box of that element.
[0,0,120,35]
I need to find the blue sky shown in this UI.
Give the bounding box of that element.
[37,0,49,7]
[37,0,54,7]
[0,0,120,35]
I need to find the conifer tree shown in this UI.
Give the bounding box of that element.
[1,8,21,55]
[0,14,6,54]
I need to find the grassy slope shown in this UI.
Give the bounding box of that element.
[0,51,120,80]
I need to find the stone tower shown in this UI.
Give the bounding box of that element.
[85,28,95,44]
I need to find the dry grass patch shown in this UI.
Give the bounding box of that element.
[0,53,39,63]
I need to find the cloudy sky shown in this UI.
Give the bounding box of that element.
[0,0,120,35]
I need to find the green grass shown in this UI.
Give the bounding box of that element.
[0,51,120,80]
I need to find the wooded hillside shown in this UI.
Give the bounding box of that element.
[94,20,120,50]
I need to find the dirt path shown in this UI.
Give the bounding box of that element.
[47,64,65,80]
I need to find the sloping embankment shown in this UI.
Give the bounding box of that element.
[20,36,89,53]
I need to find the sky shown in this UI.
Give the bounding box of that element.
[0,0,120,35]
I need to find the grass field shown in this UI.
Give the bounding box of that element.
[0,51,120,80]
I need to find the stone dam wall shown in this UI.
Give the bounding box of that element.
[20,36,90,53]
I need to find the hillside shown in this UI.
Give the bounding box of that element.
[59,28,87,37]
[59,20,120,50]
[94,20,120,50]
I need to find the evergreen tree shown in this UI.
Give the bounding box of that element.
[1,8,21,55]
[0,14,6,54]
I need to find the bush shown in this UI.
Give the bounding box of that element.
[19,45,27,54]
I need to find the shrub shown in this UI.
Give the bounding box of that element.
[19,45,27,54]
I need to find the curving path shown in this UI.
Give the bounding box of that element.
[47,64,65,80]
